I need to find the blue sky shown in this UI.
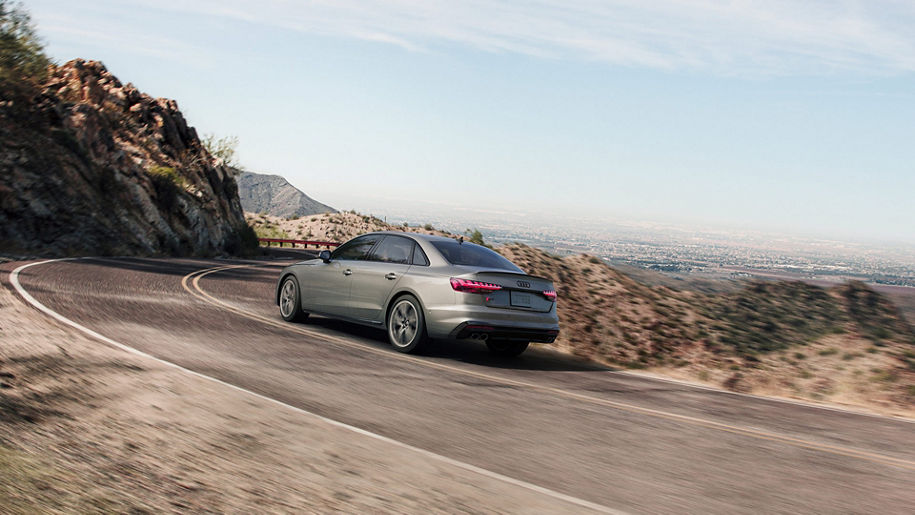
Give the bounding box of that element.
[27,0,915,244]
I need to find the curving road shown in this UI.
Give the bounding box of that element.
[6,255,915,513]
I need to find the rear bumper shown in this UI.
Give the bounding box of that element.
[448,321,560,343]
[423,300,559,343]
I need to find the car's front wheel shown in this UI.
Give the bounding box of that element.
[279,276,308,322]
[387,295,428,353]
[486,340,529,357]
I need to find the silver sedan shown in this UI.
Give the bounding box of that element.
[275,232,559,356]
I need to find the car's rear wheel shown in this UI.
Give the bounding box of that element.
[279,276,308,322]
[486,340,529,357]
[387,295,428,353]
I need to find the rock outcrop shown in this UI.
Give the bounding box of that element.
[236,170,335,218]
[0,59,252,256]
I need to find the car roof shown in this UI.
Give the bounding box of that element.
[359,231,457,243]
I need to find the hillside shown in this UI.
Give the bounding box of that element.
[276,212,915,415]
[236,170,335,218]
[246,211,454,242]
[505,244,915,410]
[0,59,252,256]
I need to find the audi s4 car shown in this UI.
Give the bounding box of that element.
[275,232,559,356]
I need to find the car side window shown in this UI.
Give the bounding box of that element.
[332,235,380,261]
[412,243,430,266]
[369,236,414,264]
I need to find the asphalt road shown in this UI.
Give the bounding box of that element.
[6,255,914,513]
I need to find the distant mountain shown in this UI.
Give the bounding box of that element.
[235,170,336,218]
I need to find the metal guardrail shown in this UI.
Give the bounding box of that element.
[258,238,340,249]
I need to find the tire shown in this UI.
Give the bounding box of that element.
[486,340,529,357]
[279,276,308,322]
[387,295,428,353]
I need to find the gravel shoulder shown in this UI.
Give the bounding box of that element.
[0,270,589,513]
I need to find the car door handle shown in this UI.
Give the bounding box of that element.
[385,272,397,280]
[343,269,352,276]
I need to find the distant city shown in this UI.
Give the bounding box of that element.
[343,198,915,289]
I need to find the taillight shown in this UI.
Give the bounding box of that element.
[543,289,557,301]
[451,278,502,294]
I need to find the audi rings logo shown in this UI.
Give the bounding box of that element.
[517,280,531,288]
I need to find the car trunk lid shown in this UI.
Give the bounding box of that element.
[460,270,556,313]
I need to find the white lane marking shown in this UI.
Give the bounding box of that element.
[10,259,624,514]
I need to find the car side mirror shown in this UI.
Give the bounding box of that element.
[319,250,332,263]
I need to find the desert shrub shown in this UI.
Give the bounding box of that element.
[837,281,915,343]
[0,1,50,83]
[706,281,849,354]
[871,327,891,340]
[148,165,184,185]
[202,133,239,167]
[253,224,289,240]
[147,166,184,210]
[872,370,898,383]
[464,228,487,246]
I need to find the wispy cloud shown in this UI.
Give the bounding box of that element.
[125,0,915,75]
[32,3,214,66]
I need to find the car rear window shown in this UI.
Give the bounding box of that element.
[431,241,522,272]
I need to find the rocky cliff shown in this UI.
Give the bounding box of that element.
[236,170,335,218]
[0,59,252,256]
